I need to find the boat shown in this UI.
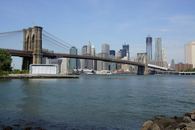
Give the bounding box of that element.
[95,70,112,75]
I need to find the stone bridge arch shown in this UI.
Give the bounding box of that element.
[22,26,42,70]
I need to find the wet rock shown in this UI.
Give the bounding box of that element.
[190,114,195,120]
[183,116,192,123]
[141,109,195,130]
[151,123,161,130]
[141,120,153,130]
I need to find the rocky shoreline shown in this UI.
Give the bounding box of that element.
[141,110,195,130]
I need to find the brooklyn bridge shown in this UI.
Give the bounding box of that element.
[0,26,167,75]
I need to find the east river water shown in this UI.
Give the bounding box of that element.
[0,75,195,130]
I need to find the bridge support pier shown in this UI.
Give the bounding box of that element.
[22,26,43,70]
[137,65,148,75]
[22,57,32,70]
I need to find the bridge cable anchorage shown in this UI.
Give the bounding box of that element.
[42,35,70,50]
[42,34,70,49]
[43,30,73,47]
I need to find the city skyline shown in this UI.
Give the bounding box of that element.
[1,0,195,64]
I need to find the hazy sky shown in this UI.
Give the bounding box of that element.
[1,0,195,68]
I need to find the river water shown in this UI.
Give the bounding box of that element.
[0,75,195,130]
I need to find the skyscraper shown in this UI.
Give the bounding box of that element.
[146,36,152,62]
[101,43,110,70]
[69,46,78,71]
[86,42,93,69]
[122,44,130,59]
[81,45,87,69]
[91,45,96,70]
[155,37,163,66]
[109,50,116,71]
[185,41,195,68]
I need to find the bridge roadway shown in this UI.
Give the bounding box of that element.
[1,48,145,67]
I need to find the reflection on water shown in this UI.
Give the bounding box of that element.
[0,75,195,129]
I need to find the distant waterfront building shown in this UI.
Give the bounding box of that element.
[109,50,116,71]
[170,59,175,70]
[155,38,163,66]
[109,50,115,56]
[116,50,122,70]
[85,42,93,69]
[162,48,168,68]
[69,47,78,71]
[185,41,195,68]
[60,58,70,74]
[175,63,193,72]
[120,44,130,59]
[123,44,130,59]
[91,45,97,70]
[146,36,152,62]
[101,43,110,70]
[81,45,87,69]
[121,56,130,72]
[97,53,103,71]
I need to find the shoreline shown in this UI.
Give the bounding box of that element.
[0,74,79,79]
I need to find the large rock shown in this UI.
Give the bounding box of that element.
[141,110,195,130]
[141,120,153,130]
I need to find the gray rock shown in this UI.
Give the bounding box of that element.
[151,123,161,130]
[191,114,195,120]
[183,116,192,123]
[141,120,153,130]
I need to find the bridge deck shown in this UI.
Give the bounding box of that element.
[1,48,146,67]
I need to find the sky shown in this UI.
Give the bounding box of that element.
[0,0,195,68]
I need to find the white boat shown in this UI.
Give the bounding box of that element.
[82,69,95,75]
[95,70,112,75]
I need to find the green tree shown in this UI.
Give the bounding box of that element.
[0,49,12,71]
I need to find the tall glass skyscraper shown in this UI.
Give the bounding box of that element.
[101,43,110,70]
[81,45,87,69]
[69,46,78,70]
[146,36,152,62]
[155,38,163,66]
[122,44,130,59]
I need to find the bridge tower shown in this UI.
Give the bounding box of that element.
[22,26,43,70]
[137,53,148,75]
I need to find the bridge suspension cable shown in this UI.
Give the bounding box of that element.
[0,30,23,36]
[43,30,73,48]
[42,34,70,50]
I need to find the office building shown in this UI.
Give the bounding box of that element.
[185,41,195,68]
[81,45,87,69]
[146,36,152,62]
[60,58,70,74]
[162,48,168,67]
[109,50,115,56]
[69,47,78,71]
[155,38,163,66]
[170,59,175,70]
[97,53,103,71]
[101,43,110,70]
[175,63,193,72]
[86,42,93,69]
[122,44,130,59]
[109,50,116,71]
[91,45,97,70]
